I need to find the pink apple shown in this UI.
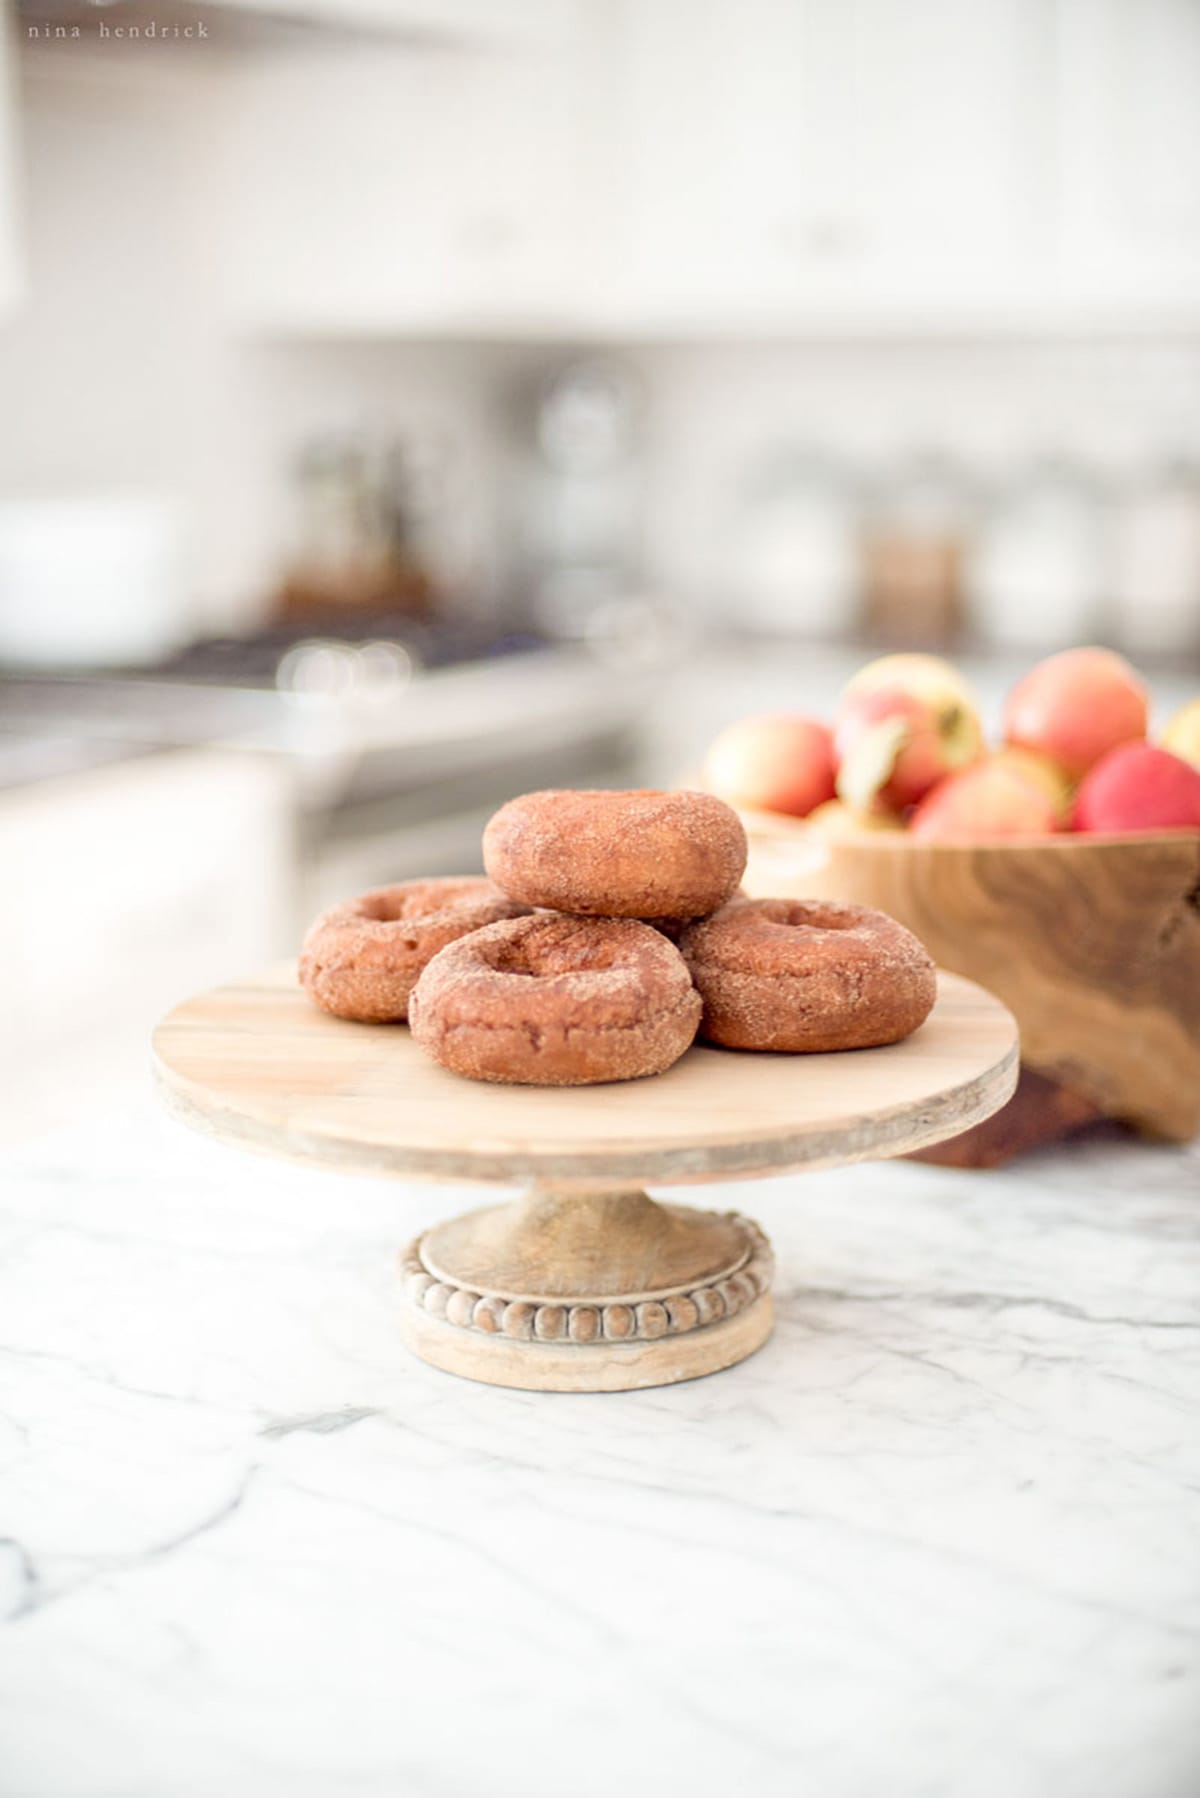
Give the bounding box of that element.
[910,762,1061,842]
[704,713,837,818]
[834,683,983,813]
[1072,742,1200,833]
[1003,647,1148,780]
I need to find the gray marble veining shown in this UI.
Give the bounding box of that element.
[1,1102,1197,1798]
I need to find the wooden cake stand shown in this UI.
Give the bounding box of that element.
[153,967,1018,1393]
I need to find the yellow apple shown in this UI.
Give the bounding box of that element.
[806,799,904,839]
[835,655,985,813]
[1162,698,1200,772]
[843,652,981,716]
[988,745,1075,824]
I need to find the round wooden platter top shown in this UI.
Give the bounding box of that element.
[152,966,1018,1187]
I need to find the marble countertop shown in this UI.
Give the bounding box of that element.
[1,1102,1198,1798]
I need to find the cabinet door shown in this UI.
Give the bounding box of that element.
[0,751,295,1139]
[825,0,1047,301]
[222,23,596,333]
[614,0,1047,326]
[615,0,790,315]
[617,0,872,319]
[0,752,294,1051]
[1057,0,1200,308]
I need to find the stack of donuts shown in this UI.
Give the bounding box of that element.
[299,788,937,1087]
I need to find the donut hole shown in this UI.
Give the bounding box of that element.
[482,923,630,981]
[357,883,487,929]
[358,892,421,925]
[757,899,858,934]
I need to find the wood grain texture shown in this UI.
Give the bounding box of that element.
[397,1199,774,1391]
[909,1066,1106,1169]
[399,1287,775,1392]
[744,823,1200,1142]
[417,1189,753,1299]
[153,962,1015,1391]
[152,964,1019,1185]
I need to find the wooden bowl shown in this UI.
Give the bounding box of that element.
[742,813,1200,1154]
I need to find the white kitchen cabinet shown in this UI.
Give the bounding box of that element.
[816,0,1049,299]
[609,0,1050,330]
[612,0,1200,331]
[218,0,1200,338]
[1055,0,1200,313]
[220,15,602,335]
[0,751,295,1139]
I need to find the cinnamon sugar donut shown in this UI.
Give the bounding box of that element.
[680,897,936,1053]
[483,788,747,921]
[300,878,529,1023]
[409,913,702,1086]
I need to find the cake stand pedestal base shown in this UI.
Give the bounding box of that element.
[398,1186,774,1392]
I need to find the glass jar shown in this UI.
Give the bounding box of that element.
[968,457,1105,649]
[1111,458,1200,657]
[726,448,858,637]
[860,453,970,647]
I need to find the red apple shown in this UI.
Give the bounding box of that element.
[835,683,983,813]
[704,713,836,818]
[1003,647,1148,780]
[1072,741,1200,833]
[910,763,1061,842]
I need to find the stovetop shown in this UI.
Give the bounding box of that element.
[0,617,555,789]
[0,615,548,693]
[0,622,627,795]
[144,616,547,689]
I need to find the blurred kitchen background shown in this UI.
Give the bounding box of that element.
[2,0,1200,1139]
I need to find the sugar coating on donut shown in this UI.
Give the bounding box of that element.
[409,912,702,1085]
[300,877,529,1023]
[680,897,936,1052]
[483,789,748,920]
